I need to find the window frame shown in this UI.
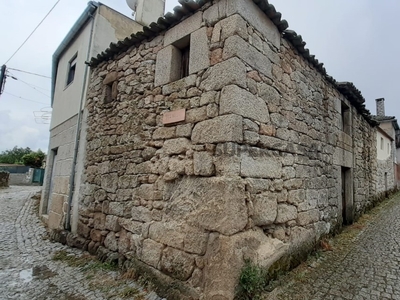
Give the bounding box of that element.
[66,53,78,87]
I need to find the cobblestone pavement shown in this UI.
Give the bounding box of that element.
[267,192,400,300]
[0,186,162,300]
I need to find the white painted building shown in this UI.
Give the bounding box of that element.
[40,1,165,232]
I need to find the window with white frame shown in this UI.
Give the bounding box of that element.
[66,53,77,86]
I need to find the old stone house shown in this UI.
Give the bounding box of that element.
[51,0,393,299]
[40,1,164,231]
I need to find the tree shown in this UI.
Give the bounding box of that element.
[21,150,45,168]
[0,146,32,164]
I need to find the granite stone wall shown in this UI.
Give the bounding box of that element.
[76,0,378,298]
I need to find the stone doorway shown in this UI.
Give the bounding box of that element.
[341,167,353,225]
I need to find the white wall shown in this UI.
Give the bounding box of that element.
[50,20,92,130]
[377,130,392,161]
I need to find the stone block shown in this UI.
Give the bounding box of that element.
[240,150,282,179]
[149,221,185,249]
[90,229,103,242]
[200,57,247,91]
[252,193,278,226]
[190,27,210,74]
[50,194,65,215]
[203,0,227,25]
[176,124,192,137]
[164,11,203,46]
[153,127,176,140]
[140,239,164,269]
[48,212,63,230]
[162,75,196,95]
[101,173,118,193]
[287,189,305,205]
[223,35,272,78]
[162,138,192,155]
[192,115,243,144]
[155,45,182,86]
[193,151,215,176]
[164,177,247,236]
[260,124,276,136]
[226,0,280,48]
[203,229,288,299]
[161,247,195,281]
[118,229,131,254]
[105,215,120,232]
[108,202,125,217]
[104,232,118,252]
[131,206,152,223]
[118,218,142,235]
[220,85,270,123]
[333,148,353,168]
[245,178,270,193]
[93,213,106,230]
[219,14,249,41]
[276,204,297,224]
[297,209,320,226]
[185,107,208,124]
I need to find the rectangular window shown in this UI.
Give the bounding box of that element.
[341,102,351,135]
[387,143,390,154]
[380,137,384,150]
[180,45,190,79]
[66,54,77,86]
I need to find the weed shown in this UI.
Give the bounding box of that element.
[236,260,266,300]
[119,287,140,298]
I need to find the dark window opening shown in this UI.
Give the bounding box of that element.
[341,102,351,135]
[180,45,190,79]
[66,54,77,86]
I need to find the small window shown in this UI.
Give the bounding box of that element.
[180,45,190,79]
[380,137,384,150]
[387,143,390,154]
[66,54,77,86]
[341,102,351,135]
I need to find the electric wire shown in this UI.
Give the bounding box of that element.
[4,0,62,65]
[7,68,51,79]
[7,72,50,98]
[4,92,49,105]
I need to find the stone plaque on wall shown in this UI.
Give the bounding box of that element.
[163,109,186,125]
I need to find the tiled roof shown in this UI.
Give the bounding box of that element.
[89,0,377,126]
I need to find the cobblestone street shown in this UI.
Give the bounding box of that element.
[0,186,161,300]
[268,192,400,300]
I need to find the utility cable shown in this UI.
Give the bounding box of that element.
[3,0,62,65]
[4,92,49,105]
[7,68,51,79]
[6,72,50,98]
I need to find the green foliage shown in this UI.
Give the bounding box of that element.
[21,149,45,168]
[0,146,32,164]
[236,260,267,300]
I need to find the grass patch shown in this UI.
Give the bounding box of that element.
[236,260,267,300]
[52,250,94,268]
[119,287,141,298]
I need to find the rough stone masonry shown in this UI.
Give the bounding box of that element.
[73,0,379,299]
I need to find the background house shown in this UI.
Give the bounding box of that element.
[40,1,164,231]
[372,98,399,192]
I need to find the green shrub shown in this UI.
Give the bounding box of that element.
[236,260,266,300]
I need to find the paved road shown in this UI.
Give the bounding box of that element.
[269,192,400,300]
[0,186,161,300]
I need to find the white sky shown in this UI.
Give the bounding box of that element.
[0,0,399,153]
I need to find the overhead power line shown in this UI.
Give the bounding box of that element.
[4,0,62,65]
[4,92,49,105]
[7,68,51,79]
[7,72,50,98]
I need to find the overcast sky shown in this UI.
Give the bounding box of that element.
[0,0,399,153]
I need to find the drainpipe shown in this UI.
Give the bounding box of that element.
[65,11,96,231]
